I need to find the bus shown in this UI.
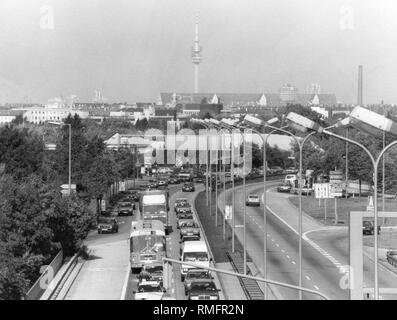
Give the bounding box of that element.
[139,190,172,234]
[130,220,166,273]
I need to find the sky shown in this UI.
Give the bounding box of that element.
[0,0,397,104]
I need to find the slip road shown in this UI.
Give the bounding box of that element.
[153,304,244,317]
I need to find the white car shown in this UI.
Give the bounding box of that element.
[246,194,260,207]
[134,281,166,300]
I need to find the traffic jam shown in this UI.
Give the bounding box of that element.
[123,171,222,300]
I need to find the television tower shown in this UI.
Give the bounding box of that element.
[191,14,202,93]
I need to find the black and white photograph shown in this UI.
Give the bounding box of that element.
[1,0,397,309]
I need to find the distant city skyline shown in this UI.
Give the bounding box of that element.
[0,0,397,105]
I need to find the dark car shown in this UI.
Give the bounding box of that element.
[363,221,381,235]
[126,190,140,202]
[184,269,213,295]
[148,181,158,189]
[158,180,168,188]
[176,212,194,221]
[117,201,134,216]
[97,217,118,234]
[175,204,192,213]
[180,220,200,238]
[277,184,292,193]
[175,205,193,214]
[182,183,195,192]
[187,281,220,300]
[168,176,181,184]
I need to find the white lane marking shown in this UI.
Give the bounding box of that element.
[275,243,279,247]
[281,249,285,253]
[314,285,320,290]
[263,190,346,275]
[286,255,290,259]
[306,275,311,281]
[291,261,296,265]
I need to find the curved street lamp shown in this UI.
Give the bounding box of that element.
[286,107,397,300]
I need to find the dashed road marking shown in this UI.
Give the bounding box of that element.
[291,261,296,265]
[306,276,311,281]
[314,285,320,290]
[286,255,290,259]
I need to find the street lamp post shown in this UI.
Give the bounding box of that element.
[287,107,397,300]
[191,119,211,214]
[212,119,248,274]
[49,121,72,195]
[245,115,317,300]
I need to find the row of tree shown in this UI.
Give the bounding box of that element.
[0,114,137,299]
[280,104,397,193]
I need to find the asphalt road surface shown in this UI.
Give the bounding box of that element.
[219,181,397,300]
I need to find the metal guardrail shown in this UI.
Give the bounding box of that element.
[387,250,397,268]
[226,251,264,300]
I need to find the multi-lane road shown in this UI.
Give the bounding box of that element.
[126,184,219,300]
[64,178,397,300]
[218,180,397,300]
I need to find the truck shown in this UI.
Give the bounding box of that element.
[139,190,172,235]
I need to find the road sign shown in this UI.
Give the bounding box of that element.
[313,183,330,199]
[225,205,233,220]
[101,200,106,212]
[330,183,343,197]
[60,184,76,195]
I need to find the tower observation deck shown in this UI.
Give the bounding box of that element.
[191,15,202,93]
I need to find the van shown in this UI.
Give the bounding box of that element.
[284,174,297,186]
[180,240,210,281]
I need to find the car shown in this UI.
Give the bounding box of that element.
[179,220,200,236]
[117,201,134,216]
[182,182,195,192]
[176,212,194,221]
[246,194,260,206]
[277,184,292,193]
[363,221,381,235]
[158,180,168,188]
[184,269,213,295]
[174,198,189,208]
[97,217,118,234]
[134,280,166,300]
[137,264,164,284]
[148,181,158,189]
[126,190,140,202]
[168,176,181,184]
[175,206,192,214]
[187,280,220,300]
[291,186,313,196]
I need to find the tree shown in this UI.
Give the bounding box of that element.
[81,151,119,200]
[0,126,44,180]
